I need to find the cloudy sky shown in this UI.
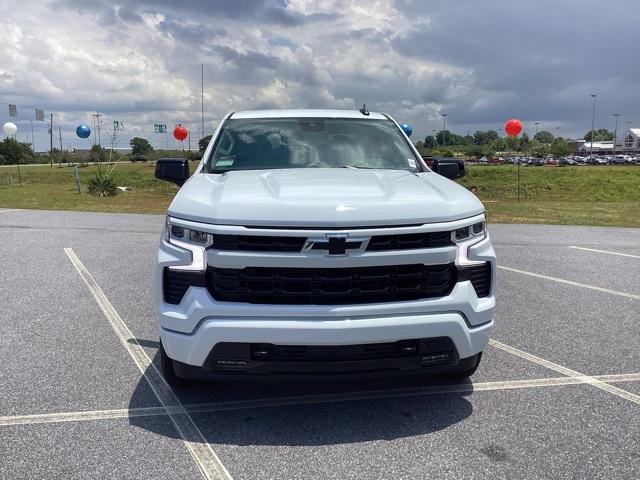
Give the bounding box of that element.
[1,0,638,150]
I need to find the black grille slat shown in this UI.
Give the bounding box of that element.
[366,231,452,251]
[458,262,492,298]
[206,264,457,305]
[211,234,306,252]
[163,268,206,304]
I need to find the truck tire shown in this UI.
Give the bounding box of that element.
[452,352,482,379]
[160,341,187,388]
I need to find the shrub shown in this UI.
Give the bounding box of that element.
[87,173,118,197]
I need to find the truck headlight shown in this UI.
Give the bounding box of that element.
[453,221,485,243]
[166,219,211,271]
[167,222,212,247]
[452,218,487,266]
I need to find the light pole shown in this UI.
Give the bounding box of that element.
[555,126,561,138]
[589,94,596,158]
[534,122,540,137]
[613,113,620,156]
[441,113,448,148]
[201,64,205,142]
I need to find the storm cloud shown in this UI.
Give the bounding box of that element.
[0,0,637,149]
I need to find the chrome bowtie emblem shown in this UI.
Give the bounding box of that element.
[303,234,367,255]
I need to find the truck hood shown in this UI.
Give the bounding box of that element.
[168,168,484,227]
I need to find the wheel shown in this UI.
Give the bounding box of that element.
[160,341,187,388]
[451,352,483,380]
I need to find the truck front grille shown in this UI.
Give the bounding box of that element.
[205,263,457,305]
[206,230,453,253]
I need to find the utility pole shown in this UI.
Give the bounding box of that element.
[589,94,597,159]
[30,120,35,151]
[613,113,620,156]
[201,64,205,141]
[49,113,54,168]
[58,125,63,160]
[534,122,540,136]
[92,112,102,146]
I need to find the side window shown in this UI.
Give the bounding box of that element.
[214,130,235,167]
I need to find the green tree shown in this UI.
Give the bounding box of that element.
[465,145,485,158]
[423,135,436,149]
[436,130,465,146]
[199,135,213,153]
[0,138,34,164]
[549,138,572,156]
[90,144,106,162]
[505,136,521,151]
[130,137,153,157]
[583,129,614,141]
[472,130,499,145]
[532,144,549,158]
[534,131,554,144]
[491,138,508,152]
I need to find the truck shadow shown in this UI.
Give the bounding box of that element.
[128,350,474,447]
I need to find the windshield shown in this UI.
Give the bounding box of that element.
[206,118,421,173]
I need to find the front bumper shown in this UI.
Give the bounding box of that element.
[155,221,496,373]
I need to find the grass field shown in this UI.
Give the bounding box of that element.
[0,162,638,227]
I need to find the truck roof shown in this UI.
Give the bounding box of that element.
[230,109,388,120]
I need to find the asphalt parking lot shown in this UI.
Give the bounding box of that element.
[0,208,638,479]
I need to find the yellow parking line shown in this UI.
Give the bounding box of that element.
[3,372,640,428]
[569,245,640,259]
[490,340,640,405]
[64,248,232,480]
[498,265,640,300]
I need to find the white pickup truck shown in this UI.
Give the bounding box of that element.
[154,109,495,387]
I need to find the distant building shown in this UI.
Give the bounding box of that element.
[578,128,640,155]
[620,128,640,153]
[567,139,585,154]
[579,141,614,154]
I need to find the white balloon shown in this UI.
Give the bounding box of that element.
[3,122,17,137]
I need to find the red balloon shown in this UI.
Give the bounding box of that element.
[173,125,188,141]
[504,118,523,137]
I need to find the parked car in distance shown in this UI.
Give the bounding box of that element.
[131,154,148,162]
[559,157,577,166]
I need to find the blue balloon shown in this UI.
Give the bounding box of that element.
[400,123,413,137]
[76,125,91,139]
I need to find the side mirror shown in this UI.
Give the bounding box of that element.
[422,156,465,179]
[437,158,465,179]
[155,158,190,186]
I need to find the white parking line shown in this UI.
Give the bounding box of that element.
[489,340,640,405]
[498,265,640,300]
[0,209,21,214]
[568,245,640,259]
[3,372,640,428]
[64,248,232,480]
